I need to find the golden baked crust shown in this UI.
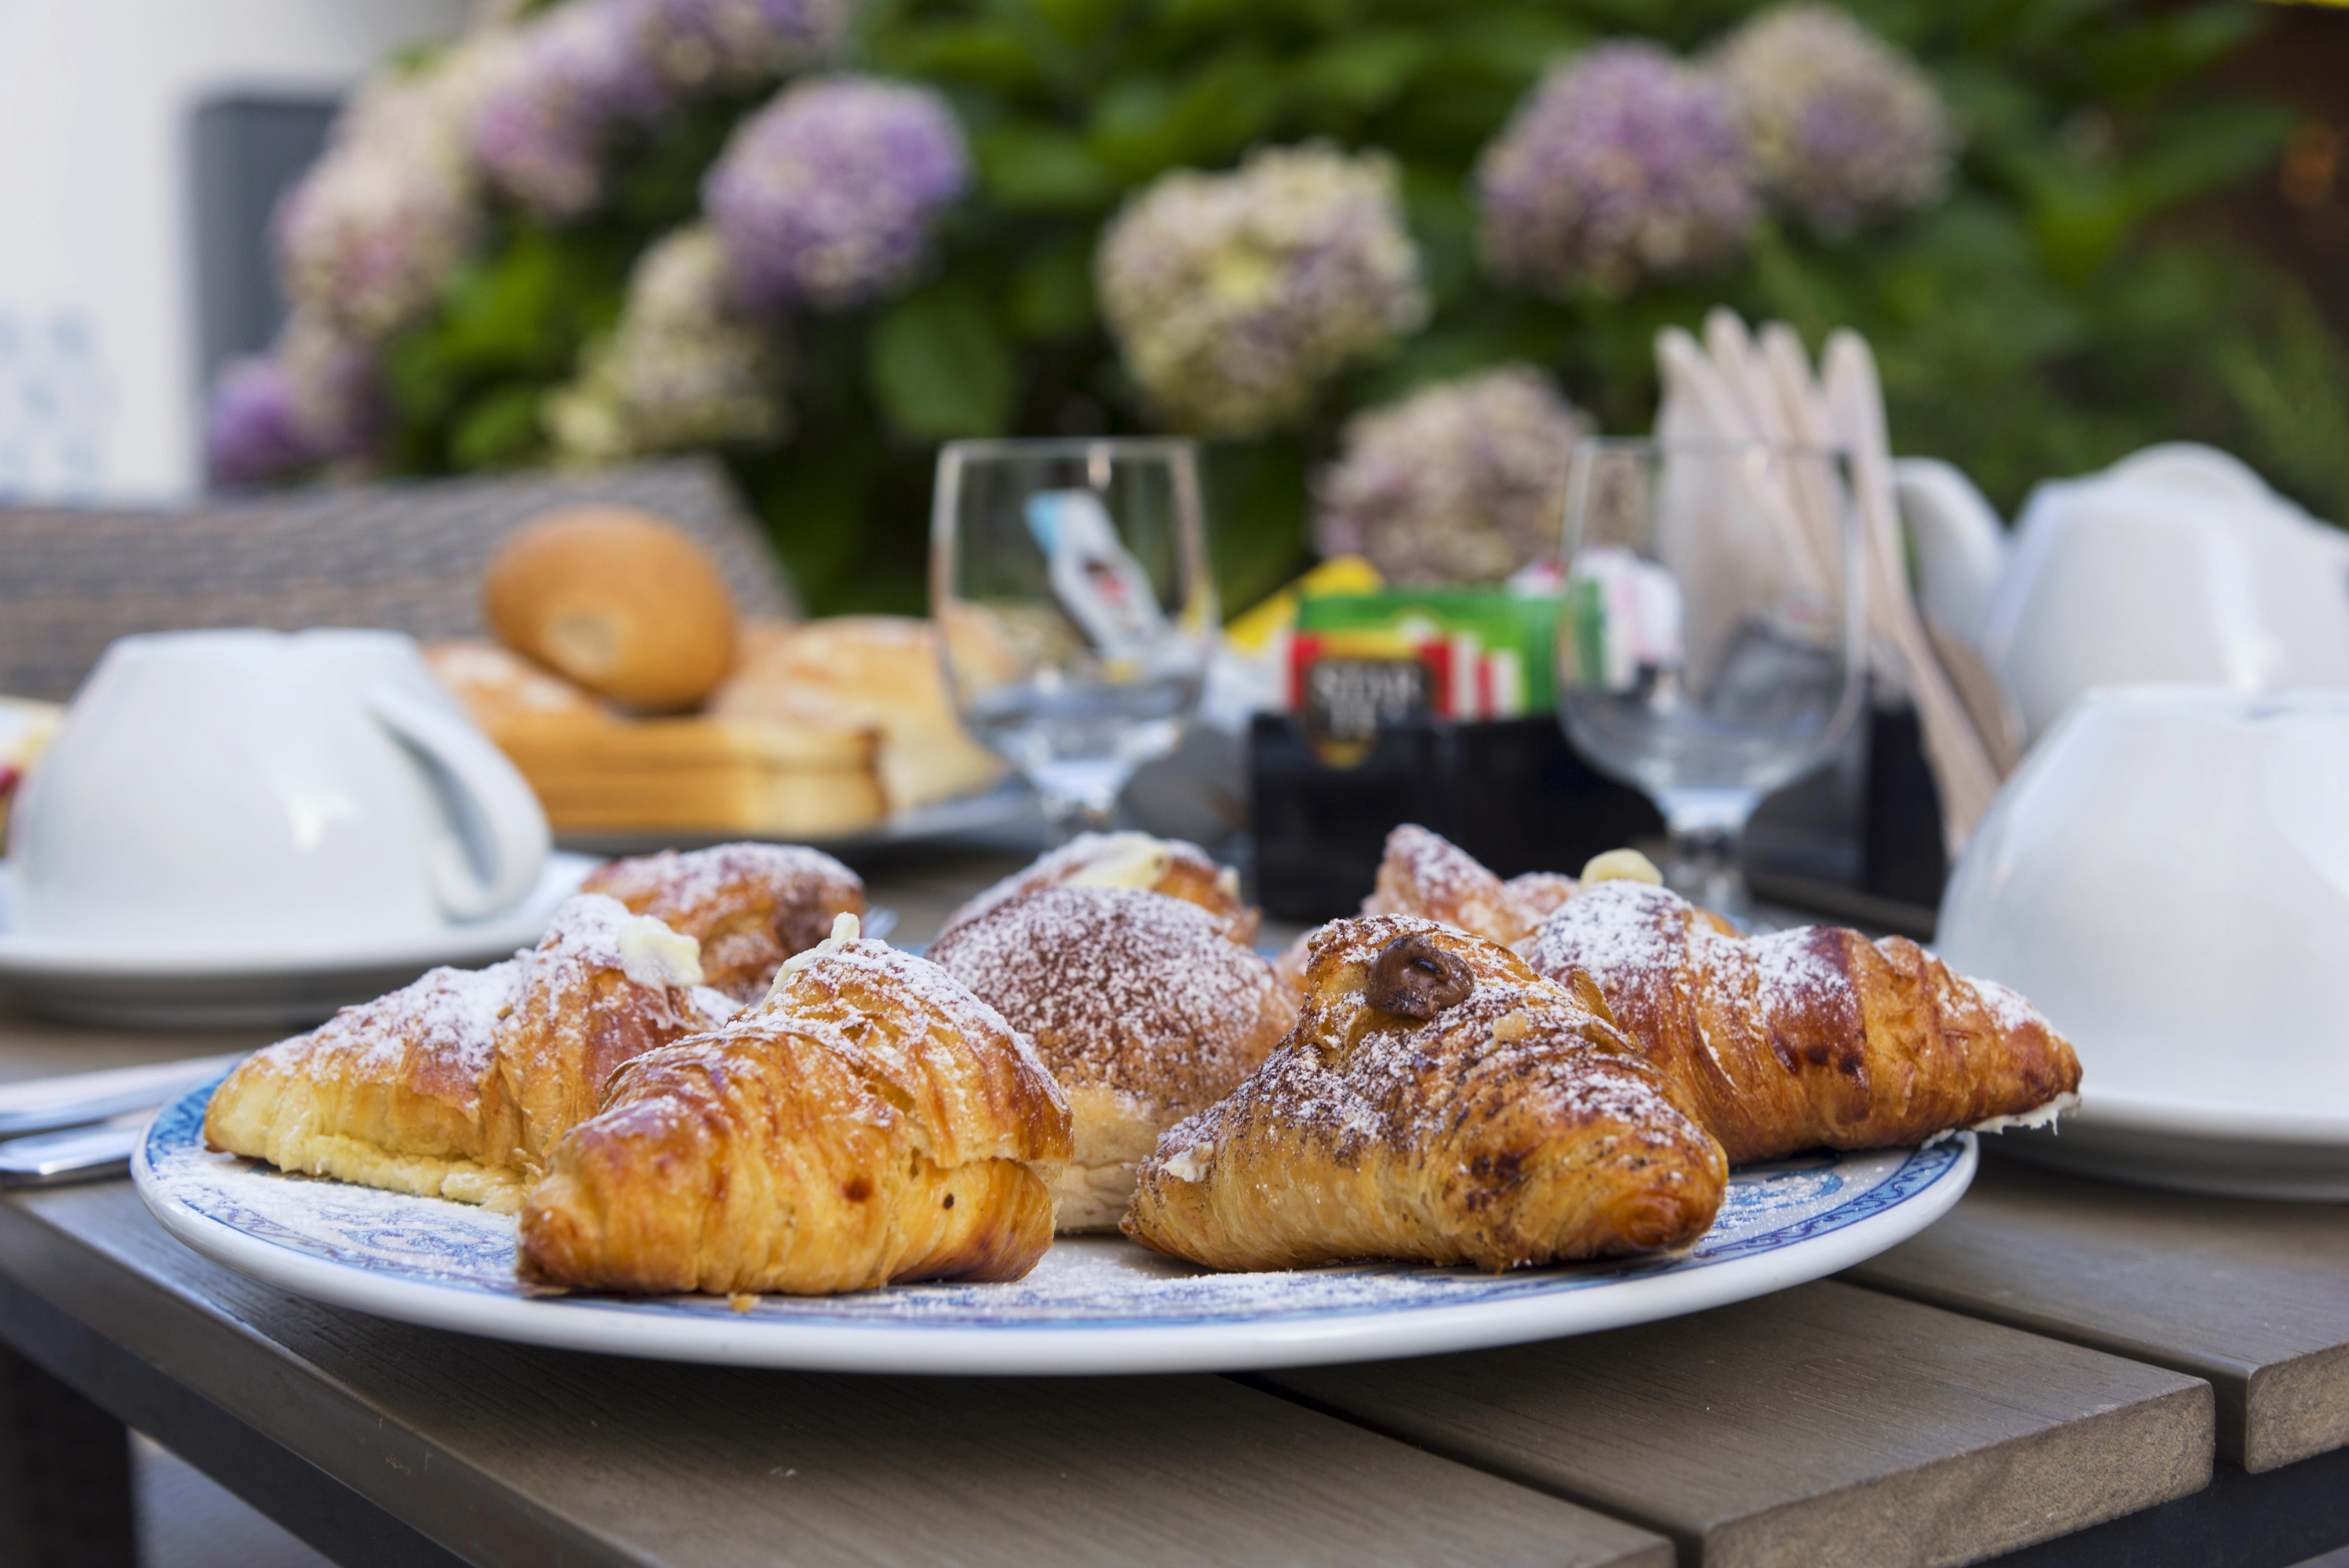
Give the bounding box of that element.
[927,886,1296,1231]
[1504,870,1580,924]
[203,896,733,1212]
[582,843,865,1000]
[709,617,1007,811]
[1522,880,2083,1163]
[483,508,738,713]
[517,935,1072,1295]
[1365,824,1543,948]
[938,832,1260,946]
[1123,916,1726,1272]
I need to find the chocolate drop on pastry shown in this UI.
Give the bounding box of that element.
[1366,933,1473,1020]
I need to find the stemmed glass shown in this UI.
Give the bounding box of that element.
[931,438,1216,841]
[1557,438,1866,923]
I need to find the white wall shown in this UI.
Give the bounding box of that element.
[0,0,471,502]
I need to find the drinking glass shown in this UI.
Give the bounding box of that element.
[1558,438,1866,922]
[931,438,1216,840]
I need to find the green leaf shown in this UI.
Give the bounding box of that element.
[449,382,548,470]
[1025,0,1127,46]
[977,125,1118,210]
[868,283,1020,439]
[1296,30,1432,113]
[1009,234,1100,342]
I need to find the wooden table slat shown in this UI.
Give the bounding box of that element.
[0,1183,1670,1568]
[1847,1153,2349,1474]
[1266,1281,2213,1568]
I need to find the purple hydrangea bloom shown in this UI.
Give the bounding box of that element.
[204,357,312,485]
[1711,4,1953,236]
[1315,367,1590,584]
[704,75,969,309]
[471,0,666,217]
[1477,42,1756,296]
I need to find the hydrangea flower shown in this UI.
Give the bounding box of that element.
[1477,42,1756,296]
[1097,142,1428,438]
[471,0,661,218]
[1711,4,1953,236]
[703,75,969,310]
[275,43,495,340]
[204,357,311,485]
[1314,366,1591,584]
[546,224,788,463]
[636,0,854,91]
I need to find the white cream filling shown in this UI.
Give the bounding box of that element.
[1065,834,1174,891]
[617,916,703,989]
[1925,1090,2081,1147]
[1579,847,1663,886]
[1160,1142,1212,1183]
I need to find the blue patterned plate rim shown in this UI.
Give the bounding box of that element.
[136,1072,1977,1375]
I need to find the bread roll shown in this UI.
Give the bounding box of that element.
[484,508,738,712]
[709,617,1007,811]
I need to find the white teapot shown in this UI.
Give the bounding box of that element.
[9,629,549,950]
[1896,444,2349,744]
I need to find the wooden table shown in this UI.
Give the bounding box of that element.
[0,845,2342,1568]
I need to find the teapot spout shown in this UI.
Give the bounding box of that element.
[1894,458,2008,652]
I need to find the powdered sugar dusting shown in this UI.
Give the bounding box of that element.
[583,843,861,928]
[939,832,1232,937]
[278,959,520,1082]
[927,886,1289,1112]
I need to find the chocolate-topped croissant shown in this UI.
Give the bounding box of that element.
[1523,880,2082,1164]
[518,918,1072,1295]
[1123,916,1726,1273]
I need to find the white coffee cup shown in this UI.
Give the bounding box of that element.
[6,629,550,951]
[1937,686,2349,1108]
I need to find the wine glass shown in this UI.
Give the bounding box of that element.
[1557,438,1866,923]
[931,438,1216,841]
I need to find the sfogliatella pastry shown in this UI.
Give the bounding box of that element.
[581,842,865,1001]
[937,831,1259,946]
[927,886,1297,1231]
[1523,880,2082,1164]
[203,895,732,1212]
[518,916,1071,1295]
[1125,916,1726,1272]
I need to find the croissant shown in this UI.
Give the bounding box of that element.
[938,831,1260,946]
[203,895,732,1212]
[518,918,1073,1295]
[1123,916,1726,1273]
[1522,880,2082,1164]
[580,842,865,1001]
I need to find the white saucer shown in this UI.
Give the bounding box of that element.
[0,853,597,1030]
[136,1071,1979,1375]
[1997,1086,2349,1201]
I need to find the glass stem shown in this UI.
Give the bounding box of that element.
[1657,790,1759,928]
[1036,786,1116,846]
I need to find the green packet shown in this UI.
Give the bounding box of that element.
[1294,589,1565,718]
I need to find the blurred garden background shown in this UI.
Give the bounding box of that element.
[200,0,2349,620]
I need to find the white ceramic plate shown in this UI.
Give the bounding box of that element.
[137,1074,1978,1375]
[0,854,598,1030]
[1996,1087,2349,1201]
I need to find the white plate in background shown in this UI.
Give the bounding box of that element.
[0,853,597,1030]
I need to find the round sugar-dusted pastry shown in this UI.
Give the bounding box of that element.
[926,885,1298,1231]
[936,832,1259,946]
[581,843,864,1003]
